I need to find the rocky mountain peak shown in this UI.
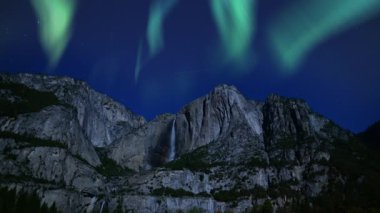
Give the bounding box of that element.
[211,84,240,96]
[209,84,248,108]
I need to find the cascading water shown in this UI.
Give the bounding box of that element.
[100,201,105,213]
[168,119,176,161]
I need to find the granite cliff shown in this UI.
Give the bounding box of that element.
[0,73,379,212]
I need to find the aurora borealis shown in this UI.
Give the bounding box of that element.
[268,0,380,72]
[210,0,256,69]
[1,0,380,133]
[147,0,179,57]
[30,0,76,70]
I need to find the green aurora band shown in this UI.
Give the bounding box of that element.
[31,0,76,70]
[210,0,256,69]
[269,0,380,72]
[146,0,178,57]
[134,40,144,83]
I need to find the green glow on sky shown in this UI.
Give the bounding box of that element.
[210,0,256,69]
[31,0,76,70]
[134,40,143,83]
[147,0,178,57]
[269,0,380,72]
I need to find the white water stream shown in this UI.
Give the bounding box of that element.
[168,119,176,161]
[100,201,105,213]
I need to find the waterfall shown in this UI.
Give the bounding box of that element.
[168,119,176,161]
[100,201,105,213]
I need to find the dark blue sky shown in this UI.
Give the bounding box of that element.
[1,0,380,133]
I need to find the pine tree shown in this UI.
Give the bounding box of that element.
[49,203,58,213]
[15,192,28,213]
[40,203,49,213]
[28,192,41,212]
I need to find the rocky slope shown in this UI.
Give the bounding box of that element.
[0,73,379,213]
[0,73,146,147]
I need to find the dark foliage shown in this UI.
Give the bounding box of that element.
[267,181,298,199]
[0,82,61,116]
[95,148,134,177]
[246,157,268,168]
[316,138,380,212]
[358,121,380,149]
[0,174,58,185]
[250,199,273,213]
[0,131,66,148]
[151,187,211,198]
[152,187,195,197]
[164,147,212,172]
[187,207,205,213]
[277,138,380,212]
[0,187,59,213]
[212,186,267,202]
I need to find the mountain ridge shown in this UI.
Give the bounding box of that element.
[0,73,378,212]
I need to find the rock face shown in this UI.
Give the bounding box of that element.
[175,85,264,155]
[107,114,175,171]
[0,73,379,213]
[0,73,145,147]
[0,105,101,166]
[109,84,349,171]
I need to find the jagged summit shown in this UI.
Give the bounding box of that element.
[213,84,238,90]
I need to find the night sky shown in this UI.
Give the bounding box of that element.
[1,0,380,133]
